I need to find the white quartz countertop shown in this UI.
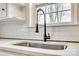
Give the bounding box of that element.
[0,39,79,56]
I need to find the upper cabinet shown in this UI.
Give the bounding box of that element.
[0,3,7,19]
[0,3,26,22]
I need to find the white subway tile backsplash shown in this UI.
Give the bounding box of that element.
[0,22,79,41]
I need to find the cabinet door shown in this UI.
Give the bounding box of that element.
[0,3,7,19]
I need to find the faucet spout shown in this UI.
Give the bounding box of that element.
[36,8,50,42]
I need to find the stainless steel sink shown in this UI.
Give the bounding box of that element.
[14,42,67,50]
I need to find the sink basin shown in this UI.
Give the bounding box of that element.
[14,42,67,50]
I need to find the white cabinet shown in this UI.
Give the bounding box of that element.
[0,3,7,19]
[0,3,26,22]
[7,4,25,19]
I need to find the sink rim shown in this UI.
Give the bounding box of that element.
[13,41,68,50]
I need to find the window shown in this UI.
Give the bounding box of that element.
[37,3,71,25]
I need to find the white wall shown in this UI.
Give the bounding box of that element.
[1,21,79,42]
[0,22,29,39]
[26,25,79,41]
[0,3,79,42]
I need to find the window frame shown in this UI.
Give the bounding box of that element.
[36,3,76,26]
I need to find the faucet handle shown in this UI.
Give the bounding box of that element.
[48,33,50,36]
[47,33,50,39]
